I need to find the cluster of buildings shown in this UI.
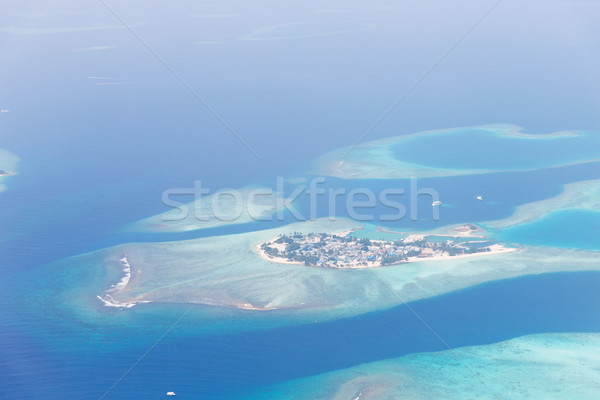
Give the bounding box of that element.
[260,232,490,268]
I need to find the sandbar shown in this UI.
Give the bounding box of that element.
[128,185,286,233]
[485,179,600,228]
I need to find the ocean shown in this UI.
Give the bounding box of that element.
[2,115,600,398]
[2,2,600,397]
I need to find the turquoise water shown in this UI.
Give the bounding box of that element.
[348,223,407,240]
[2,2,600,397]
[393,128,600,170]
[241,271,600,399]
[496,209,600,250]
[2,154,600,399]
[2,142,600,399]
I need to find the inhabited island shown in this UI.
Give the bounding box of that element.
[257,228,512,268]
[86,215,600,313]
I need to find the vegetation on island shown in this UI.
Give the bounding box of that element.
[260,232,492,268]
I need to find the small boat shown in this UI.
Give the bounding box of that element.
[476,195,483,201]
[432,200,442,206]
[166,392,176,396]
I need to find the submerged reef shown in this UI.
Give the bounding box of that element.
[0,147,19,193]
[485,179,600,228]
[245,333,600,400]
[311,125,600,179]
[129,185,284,233]
[85,218,600,317]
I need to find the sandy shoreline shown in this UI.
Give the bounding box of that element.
[255,232,517,269]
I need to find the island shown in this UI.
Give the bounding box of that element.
[0,168,18,193]
[0,147,20,191]
[78,217,600,315]
[257,229,511,268]
[0,169,17,177]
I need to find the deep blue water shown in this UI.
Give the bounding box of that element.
[3,2,600,397]
[2,124,600,398]
[115,272,600,400]
[2,123,600,399]
[1,53,600,400]
[2,270,599,399]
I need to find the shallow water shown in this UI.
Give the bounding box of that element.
[2,2,600,396]
[392,127,600,170]
[3,270,599,399]
[496,209,600,250]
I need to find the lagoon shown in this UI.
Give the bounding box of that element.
[496,209,600,250]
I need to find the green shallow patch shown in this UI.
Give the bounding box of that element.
[244,333,600,400]
[127,185,285,233]
[485,179,600,229]
[392,128,596,170]
[311,124,600,179]
[15,217,600,352]
[56,218,600,327]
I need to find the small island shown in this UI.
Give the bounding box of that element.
[0,169,17,177]
[257,229,513,268]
